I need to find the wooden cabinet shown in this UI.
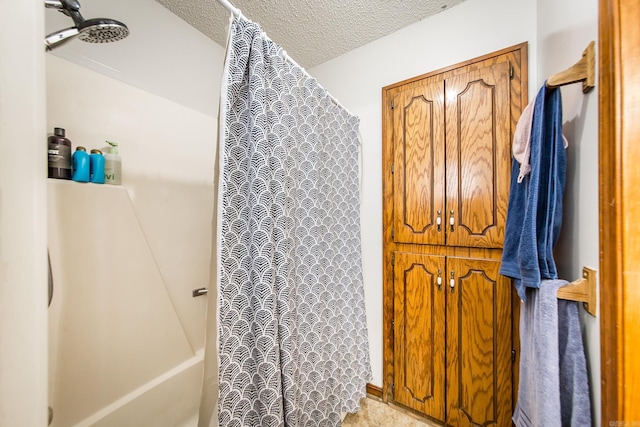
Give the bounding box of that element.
[443,256,513,427]
[383,43,527,427]
[392,62,511,249]
[392,252,513,425]
[393,252,446,419]
[444,63,511,248]
[392,78,446,246]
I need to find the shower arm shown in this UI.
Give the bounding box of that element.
[44,0,63,8]
[45,0,85,26]
[45,0,81,12]
[44,0,83,50]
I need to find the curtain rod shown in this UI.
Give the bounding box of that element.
[215,0,354,117]
[217,0,241,17]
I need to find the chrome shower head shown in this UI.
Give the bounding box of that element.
[44,0,129,50]
[76,18,129,43]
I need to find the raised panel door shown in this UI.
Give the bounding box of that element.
[444,61,511,248]
[393,80,446,246]
[393,251,446,421]
[445,256,512,427]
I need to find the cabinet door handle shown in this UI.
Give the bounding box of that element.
[449,210,455,232]
[436,210,442,232]
[437,269,442,291]
[449,271,455,293]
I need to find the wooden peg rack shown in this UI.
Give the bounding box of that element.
[546,41,596,93]
[557,267,597,316]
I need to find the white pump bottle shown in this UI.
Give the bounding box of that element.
[104,140,122,185]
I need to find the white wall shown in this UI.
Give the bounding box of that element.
[536,0,601,424]
[0,2,48,426]
[311,0,537,387]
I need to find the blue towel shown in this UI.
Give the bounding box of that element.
[500,84,566,300]
[513,280,592,427]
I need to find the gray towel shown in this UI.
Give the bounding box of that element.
[513,279,592,427]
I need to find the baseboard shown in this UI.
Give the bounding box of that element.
[366,383,383,399]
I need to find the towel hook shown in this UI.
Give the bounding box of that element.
[557,267,597,316]
[546,41,596,93]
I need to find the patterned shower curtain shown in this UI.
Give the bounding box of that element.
[216,15,372,427]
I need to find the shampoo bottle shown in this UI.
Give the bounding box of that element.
[89,149,105,184]
[72,146,90,182]
[48,127,72,179]
[104,140,122,185]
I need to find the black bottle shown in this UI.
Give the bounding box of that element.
[48,127,72,179]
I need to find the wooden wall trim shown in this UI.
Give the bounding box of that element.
[599,0,640,424]
[382,42,529,91]
[366,383,383,399]
[598,0,623,422]
[381,76,395,403]
[619,0,640,419]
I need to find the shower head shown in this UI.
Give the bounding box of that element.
[76,18,129,43]
[45,0,129,50]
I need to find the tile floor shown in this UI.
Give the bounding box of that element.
[343,397,440,427]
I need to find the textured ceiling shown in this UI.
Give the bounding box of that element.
[155,0,466,68]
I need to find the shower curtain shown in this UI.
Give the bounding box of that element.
[216,15,372,427]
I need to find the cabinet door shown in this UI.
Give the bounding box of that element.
[393,251,446,421]
[445,62,511,248]
[445,256,512,427]
[393,80,446,246]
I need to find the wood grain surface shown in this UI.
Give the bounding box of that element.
[381,43,527,426]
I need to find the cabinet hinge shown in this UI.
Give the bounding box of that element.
[509,62,514,80]
[391,227,395,240]
[391,318,395,329]
[391,254,395,266]
[391,99,395,110]
[391,163,394,174]
[512,348,517,362]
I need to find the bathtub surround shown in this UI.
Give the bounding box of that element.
[47,180,201,425]
[214,16,372,425]
[46,54,219,352]
[46,51,220,425]
[44,1,224,423]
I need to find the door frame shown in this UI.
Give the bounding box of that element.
[598,0,640,423]
[380,42,529,405]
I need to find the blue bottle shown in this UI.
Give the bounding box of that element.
[90,149,105,184]
[72,146,90,182]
